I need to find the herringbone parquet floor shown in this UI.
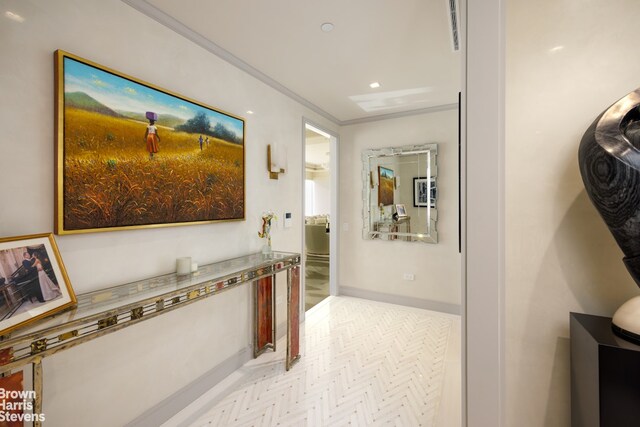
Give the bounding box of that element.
[179,297,457,427]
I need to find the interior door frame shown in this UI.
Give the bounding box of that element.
[301,118,339,318]
[461,0,506,425]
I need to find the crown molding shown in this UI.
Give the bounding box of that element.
[121,0,341,124]
[122,0,458,126]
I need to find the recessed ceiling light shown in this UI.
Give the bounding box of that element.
[5,11,25,23]
[246,110,254,115]
[549,45,564,53]
[369,82,381,89]
[320,22,334,32]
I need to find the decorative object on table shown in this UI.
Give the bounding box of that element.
[579,87,640,344]
[377,166,395,206]
[267,144,286,179]
[176,257,192,276]
[395,204,407,218]
[0,233,76,335]
[258,212,277,254]
[54,50,245,234]
[414,176,437,208]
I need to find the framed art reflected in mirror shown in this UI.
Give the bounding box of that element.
[378,166,395,206]
[414,177,436,209]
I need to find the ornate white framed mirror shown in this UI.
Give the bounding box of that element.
[362,143,438,243]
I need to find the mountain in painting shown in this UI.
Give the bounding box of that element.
[65,91,121,117]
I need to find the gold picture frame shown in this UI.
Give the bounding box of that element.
[54,50,246,234]
[0,233,76,335]
[395,204,407,217]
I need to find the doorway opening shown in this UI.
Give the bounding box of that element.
[303,121,337,311]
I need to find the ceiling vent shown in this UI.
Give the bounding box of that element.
[448,0,460,51]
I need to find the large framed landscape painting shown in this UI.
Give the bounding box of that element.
[54,50,245,234]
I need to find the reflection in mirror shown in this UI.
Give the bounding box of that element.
[362,144,438,243]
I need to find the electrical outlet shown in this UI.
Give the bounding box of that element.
[276,296,284,305]
[403,273,415,281]
[342,222,349,231]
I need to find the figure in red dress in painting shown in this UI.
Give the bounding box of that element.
[144,112,160,159]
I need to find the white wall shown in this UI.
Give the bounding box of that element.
[339,111,460,310]
[505,0,640,424]
[0,0,337,425]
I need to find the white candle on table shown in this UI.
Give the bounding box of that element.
[176,257,192,275]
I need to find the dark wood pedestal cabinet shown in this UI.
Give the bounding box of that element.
[571,312,640,427]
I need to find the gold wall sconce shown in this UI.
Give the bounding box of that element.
[267,144,286,179]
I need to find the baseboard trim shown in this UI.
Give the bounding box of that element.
[125,347,252,427]
[339,286,461,315]
[127,319,291,427]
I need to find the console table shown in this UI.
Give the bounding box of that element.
[0,251,301,426]
[372,216,412,241]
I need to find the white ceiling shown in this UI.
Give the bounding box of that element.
[305,129,331,169]
[125,0,460,125]
[306,140,331,170]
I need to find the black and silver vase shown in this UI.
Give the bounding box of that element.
[579,87,640,344]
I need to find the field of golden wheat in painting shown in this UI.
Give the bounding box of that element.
[378,166,394,206]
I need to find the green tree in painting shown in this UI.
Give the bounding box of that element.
[175,112,211,135]
[211,122,241,145]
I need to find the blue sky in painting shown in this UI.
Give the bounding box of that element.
[379,166,394,179]
[64,57,244,140]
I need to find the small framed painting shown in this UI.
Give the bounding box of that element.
[396,204,407,217]
[378,166,395,206]
[0,233,76,335]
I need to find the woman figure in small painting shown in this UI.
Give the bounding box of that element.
[144,112,160,159]
[34,255,61,302]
